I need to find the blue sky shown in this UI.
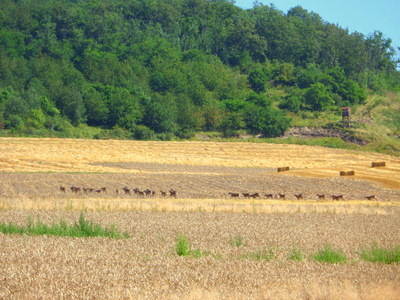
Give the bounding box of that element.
[234,0,399,55]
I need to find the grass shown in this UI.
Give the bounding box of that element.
[311,244,347,264]
[0,213,130,239]
[360,243,400,264]
[175,233,204,258]
[246,248,275,261]
[288,246,304,261]
[229,233,245,247]
[175,233,191,256]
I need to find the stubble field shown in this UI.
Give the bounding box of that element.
[0,137,399,299]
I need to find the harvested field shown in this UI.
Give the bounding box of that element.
[0,138,399,299]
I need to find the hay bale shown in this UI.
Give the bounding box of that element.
[277,167,290,172]
[340,171,355,176]
[371,162,386,167]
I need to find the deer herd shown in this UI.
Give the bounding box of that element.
[60,186,178,198]
[228,192,377,201]
[59,185,377,201]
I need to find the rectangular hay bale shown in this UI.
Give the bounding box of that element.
[277,167,290,172]
[371,162,386,167]
[340,171,355,176]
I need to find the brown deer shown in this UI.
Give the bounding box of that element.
[169,189,177,198]
[365,195,376,200]
[331,195,344,201]
[160,190,167,197]
[278,193,286,200]
[264,194,273,199]
[294,194,303,200]
[317,194,325,200]
[122,187,131,195]
[228,192,240,198]
[242,193,251,198]
[59,186,66,193]
[250,193,261,198]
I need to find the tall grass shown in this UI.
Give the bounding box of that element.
[0,213,130,239]
[360,243,400,264]
[311,244,347,263]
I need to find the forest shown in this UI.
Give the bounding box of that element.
[0,0,399,140]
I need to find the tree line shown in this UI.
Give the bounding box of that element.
[0,0,398,139]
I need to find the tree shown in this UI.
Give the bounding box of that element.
[304,83,334,111]
[248,68,267,93]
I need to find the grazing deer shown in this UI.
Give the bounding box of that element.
[294,194,303,200]
[250,193,261,198]
[122,187,131,195]
[242,193,251,198]
[144,189,154,196]
[169,189,177,198]
[317,194,325,200]
[365,195,376,200]
[59,186,66,193]
[70,186,81,193]
[228,192,240,198]
[264,194,273,199]
[331,195,344,201]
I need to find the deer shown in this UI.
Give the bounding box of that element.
[317,194,325,200]
[294,194,303,200]
[242,193,251,198]
[331,195,344,201]
[250,193,261,198]
[278,193,286,200]
[160,190,167,197]
[365,195,376,200]
[122,187,131,195]
[228,192,240,198]
[59,186,66,193]
[264,194,274,199]
[169,189,177,198]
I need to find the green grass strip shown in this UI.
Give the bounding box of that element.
[360,243,400,264]
[0,213,130,239]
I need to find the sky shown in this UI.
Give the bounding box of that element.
[234,0,400,55]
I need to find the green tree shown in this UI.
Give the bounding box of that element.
[248,68,267,93]
[304,82,334,111]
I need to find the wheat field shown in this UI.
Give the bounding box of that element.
[0,137,399,299]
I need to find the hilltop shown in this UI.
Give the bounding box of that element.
[0,0,399,155]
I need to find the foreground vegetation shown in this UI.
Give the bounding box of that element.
[0,213,129,238]
[0,0,399,146]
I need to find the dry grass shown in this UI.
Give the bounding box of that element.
[0,137,399,190]
[0,138,399,299]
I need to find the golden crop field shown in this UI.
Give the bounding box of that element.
[0,137,399,299]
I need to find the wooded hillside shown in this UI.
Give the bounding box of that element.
[0,0,399,140]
